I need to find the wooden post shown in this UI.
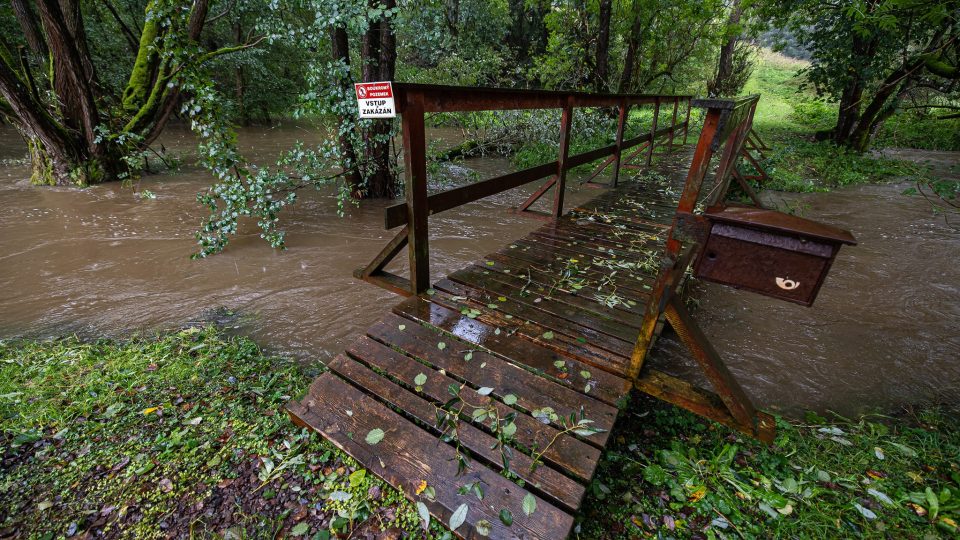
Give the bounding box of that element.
[552,96,574,218]
[667,97,679,151]
[645,98,660,166]
[682,99,691,145]
[402,91,430,295]
[611,98,628,187]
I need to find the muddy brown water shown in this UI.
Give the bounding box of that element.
[0,124,957,418]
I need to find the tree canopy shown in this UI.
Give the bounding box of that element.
[0,0,956,254]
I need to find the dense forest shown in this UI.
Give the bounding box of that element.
[0,0,957,255]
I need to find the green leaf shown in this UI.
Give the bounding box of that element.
[426,288,436,296]
[553,360,565,369]
[398,324,406,331]
[502,394,517,405]
[891,442,918,458]
[365,428,385,445]
[328,490,352,502]
[476,519,492,536]
[414,373,427,386]
[290,522,310,536]
[499,508,513,526]
[522,493,537,516]
[854,503,876,520]
[542,331,554,340]
[416,501,430,529]
[102,402,124,419]
[643,464,669,486]
[926,487,940,519]
[437,342,447,350]
[477,387,494,396]
[580,370,591,379]
[449,503,468,531]
[349,469,366,487]
[502,422,517,437]
[868,488,893,506]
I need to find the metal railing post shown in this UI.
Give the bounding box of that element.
[646,97,660,166]
[611,98,628,187]
[552,96,574,217]
[682,99,691,145]
[667,97,679,151]
[402,91,430,295]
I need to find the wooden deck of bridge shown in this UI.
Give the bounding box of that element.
[287,86,781,539]
[287,150,699,539]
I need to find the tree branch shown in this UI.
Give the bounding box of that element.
[102,0,141,54]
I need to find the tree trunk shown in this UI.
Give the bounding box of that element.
[1,0,239,186]
[507,0,548,66]
[329,25,363,192]
[830,26,878,143]
[846,60,923,152]
[360,0,397,199]
[594,0,611,92]
[707,0,742,97]
[11,0,47,57]
[618,11,649,93]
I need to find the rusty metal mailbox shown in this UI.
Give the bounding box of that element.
[694,205,857,306]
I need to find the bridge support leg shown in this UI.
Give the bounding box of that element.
[353,226,413,297]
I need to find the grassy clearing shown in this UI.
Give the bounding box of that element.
[3,330,958,539]
[741,49,954,194]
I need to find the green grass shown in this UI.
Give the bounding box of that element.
[581,398,960,539]
[740,49,952,194]
[0,329,433,539]
[3,331,958,539]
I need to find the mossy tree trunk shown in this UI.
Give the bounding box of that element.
[0,0,253,186]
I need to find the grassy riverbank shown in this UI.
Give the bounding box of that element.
[744,50,957,195]
[2,329,957,538]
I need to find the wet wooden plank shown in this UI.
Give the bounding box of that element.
[325,354,586,510]
[447,266,642,344]
[426,285,631,375]
[489,248,654,296]
[433,278,634,360]
[509,239,661,282]
[455,262,646,332]
[288,374,574,540]
[366,313,620,437]
[346,334,603,479]
[392,297,631,407]
[468,255,648,319]
[542,220,665,252]
[526,231,660,264]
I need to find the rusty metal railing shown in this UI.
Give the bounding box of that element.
[626,94,783,442]
[355,83,693,296]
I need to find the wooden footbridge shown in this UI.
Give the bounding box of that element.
[288,85,855,539]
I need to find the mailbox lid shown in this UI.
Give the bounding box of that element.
[703,205,857,246]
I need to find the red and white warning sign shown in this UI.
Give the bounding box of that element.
[354,81,396,118]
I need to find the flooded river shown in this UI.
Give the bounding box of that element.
[0,124,957,417]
